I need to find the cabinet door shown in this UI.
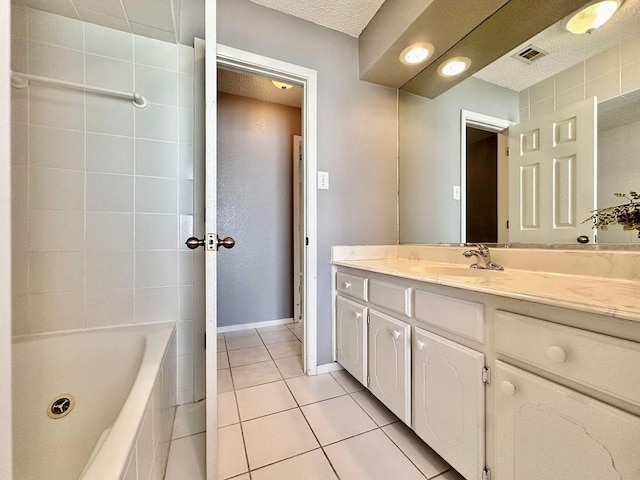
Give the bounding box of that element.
[336,296,367,385]
[413,327,485,480]
[368,310,411,424]
[495,361,640,480]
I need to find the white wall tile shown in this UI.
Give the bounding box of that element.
[135,35,177,71]
[86,92,135,136]
[86,54,133,91]
[11,4,28,38]
[29,85,84,130]
[622,36,640,66]
[11,36,28,72]
[27,8,83,49]
[179,251,193,285]
[555,62,584,94]
[11,166,28,215]
[177,355,194,392]
[136,139,178,178]
[30,168,84,210]
[87,251,134,289]
[136,177,177,213]
[177,320,193,356]
[179,180,193,215]
[87,173,134,212]
[530,97,555,120]
[179,144,194,180]
[179,215,193,250]
[30,210,84,251]
[586,71,621,103]
[86,212,134,251]
[30,125,84,170]
[179,285,193,321]
[136,103,178,141]
[28,41,84,82]
[131,23,176,44]
[136,251,178,287]
[76,7,130,33]
[556,84,585,110]
[11,123,28,166]
[177,45,193,74]
[179,108,193,144]
[135,214,178,250]
[12,252,29,296]
[30,292,84,333]
[135,286,179,323]
[86,288,134,327]
[12,295,29,336]
[179,74,194,109]
[84,22,133,61]
[11,88,28,124]
[30,251,83,293]
[622,61,640,95]
[87,133,134,174]
[73,0,127,19]
[586,45,620,81]
[135,64,178,106]
[529,77,554,104]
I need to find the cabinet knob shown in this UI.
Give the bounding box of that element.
[391,330,401,340]
[547,345,567,363]
[416,340,425,350]
[344,282,351,289]
[501,381,516,396]
[355,311,362,319]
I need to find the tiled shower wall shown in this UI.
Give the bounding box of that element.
[10,5,198,404]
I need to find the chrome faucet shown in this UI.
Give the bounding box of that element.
[463,244,504,270]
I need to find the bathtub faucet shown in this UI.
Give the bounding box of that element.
[462,244,504,270]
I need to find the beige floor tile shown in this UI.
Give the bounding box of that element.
[324,429,425,480]
[218,391,239,427]
[218,424,249,479]
[231,360,282,390]
[301,395,377,445]
[382,422,450,478]
[217,335,227,352]
[350,389,398,426]
[224,328,258,337]
[242,408,319,470]
[286,373,346,406]
[251,449,338,480]
[218,351,230,370]
[256,324,290,332]
[274,355,305,379]
[228,475,251,480]
[432,469,464,480]
[172,400,206,439]
[164,432,206,480]
[266,340,302,359]
[225,333,264,351]
[330,369,365,394]
[288,325,304,340]
[236,380,297,421]
[228,345,271,367]
[259,329,297,345]
[218,368,234,393]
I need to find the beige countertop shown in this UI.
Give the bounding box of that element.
[333,257,640,323]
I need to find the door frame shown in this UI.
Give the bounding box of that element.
[460,110,514,244]
[216,44,319,376]
[293,135,303,324]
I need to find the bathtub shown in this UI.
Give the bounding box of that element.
[12,323,177,480]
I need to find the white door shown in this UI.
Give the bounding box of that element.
[368,310,411,424]
[413,327,485,480]
[336,296,367,385]
[293,135,303,323]
[495,361,640,479]
[508,97,597,244]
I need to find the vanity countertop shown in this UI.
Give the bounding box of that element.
[333,257,640,323]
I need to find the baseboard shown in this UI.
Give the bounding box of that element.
[315,362,344,375]
[217,317,294,333]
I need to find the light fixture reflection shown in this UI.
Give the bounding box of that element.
[437,57,471,77]
[272,80,293,90]
[564,0,622,34]
[399,43,434,65]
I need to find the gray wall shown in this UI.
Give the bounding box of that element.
[399,77,518,243]
[217,92,301,327]
[218,0,398,364]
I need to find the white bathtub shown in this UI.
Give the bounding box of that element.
[12,323,177,480]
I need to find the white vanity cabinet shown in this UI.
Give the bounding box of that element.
[368,309,411,424]
[335,295,368,385]
[413,327,486,480]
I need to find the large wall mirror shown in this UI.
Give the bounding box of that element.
[399,0,640,246]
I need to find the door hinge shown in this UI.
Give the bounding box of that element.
[482,367,491,385]
[366,375,370,386]
[483,466,491,480]
[506,146,510,156]
[506,220,509,229]
[305,237,309,246]
[367,314,370,325]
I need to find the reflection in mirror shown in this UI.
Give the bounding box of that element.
[398,1,640,246]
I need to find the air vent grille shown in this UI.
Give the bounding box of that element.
[513,45,548,64]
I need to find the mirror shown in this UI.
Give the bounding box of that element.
[399,5,640,246]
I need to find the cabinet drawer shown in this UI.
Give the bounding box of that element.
[495,311,640,408]
[369,280,411,316]
[414,290,485,343]
[336,272,368,301]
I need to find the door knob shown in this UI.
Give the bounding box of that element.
[185,234,236,251]
[501,381,516,396]
[185,237,205,249]
[577,235,590,244]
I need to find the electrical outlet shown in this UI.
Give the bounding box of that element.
[318,171,329,190]
[453,185,461,200]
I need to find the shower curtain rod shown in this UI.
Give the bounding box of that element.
[10,71,148,109]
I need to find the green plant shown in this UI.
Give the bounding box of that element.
[583,191,640,238]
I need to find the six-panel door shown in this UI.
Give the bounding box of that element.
[336,295,368,385]
[368,309,411,424]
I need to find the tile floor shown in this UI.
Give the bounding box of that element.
[165,323,464,480]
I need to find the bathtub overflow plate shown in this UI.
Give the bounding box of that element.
[47,394,75,419]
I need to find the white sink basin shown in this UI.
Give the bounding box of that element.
[409,265,501,277]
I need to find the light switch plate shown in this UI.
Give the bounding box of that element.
[453,185,461,200]
[318,171,329,190]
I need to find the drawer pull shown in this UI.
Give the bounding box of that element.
[344,282,351,289]
[355,312,362,319]
[501,381,516,396]
[391,330,401,340]
[547,345,567,363]
[416,340,425,350]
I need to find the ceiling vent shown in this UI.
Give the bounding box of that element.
[512,45,549,64]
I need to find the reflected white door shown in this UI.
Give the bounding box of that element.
[293,135,303,323]
[508,97,596,244]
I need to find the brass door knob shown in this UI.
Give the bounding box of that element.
[185,235,236,251]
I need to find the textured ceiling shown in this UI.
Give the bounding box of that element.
[474,0,640,92]
[217,69,303,108]
[12,0,180,43]
[248,0,385,37]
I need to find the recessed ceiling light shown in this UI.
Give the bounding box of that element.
[437,56,472,77]
[564,0,622,34]
[272,80,293,90]
[399,43,434,65]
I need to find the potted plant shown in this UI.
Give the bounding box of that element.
[583,191,640,238]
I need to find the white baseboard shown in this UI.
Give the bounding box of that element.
[315,362,344,375]
[217,317,294,333]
